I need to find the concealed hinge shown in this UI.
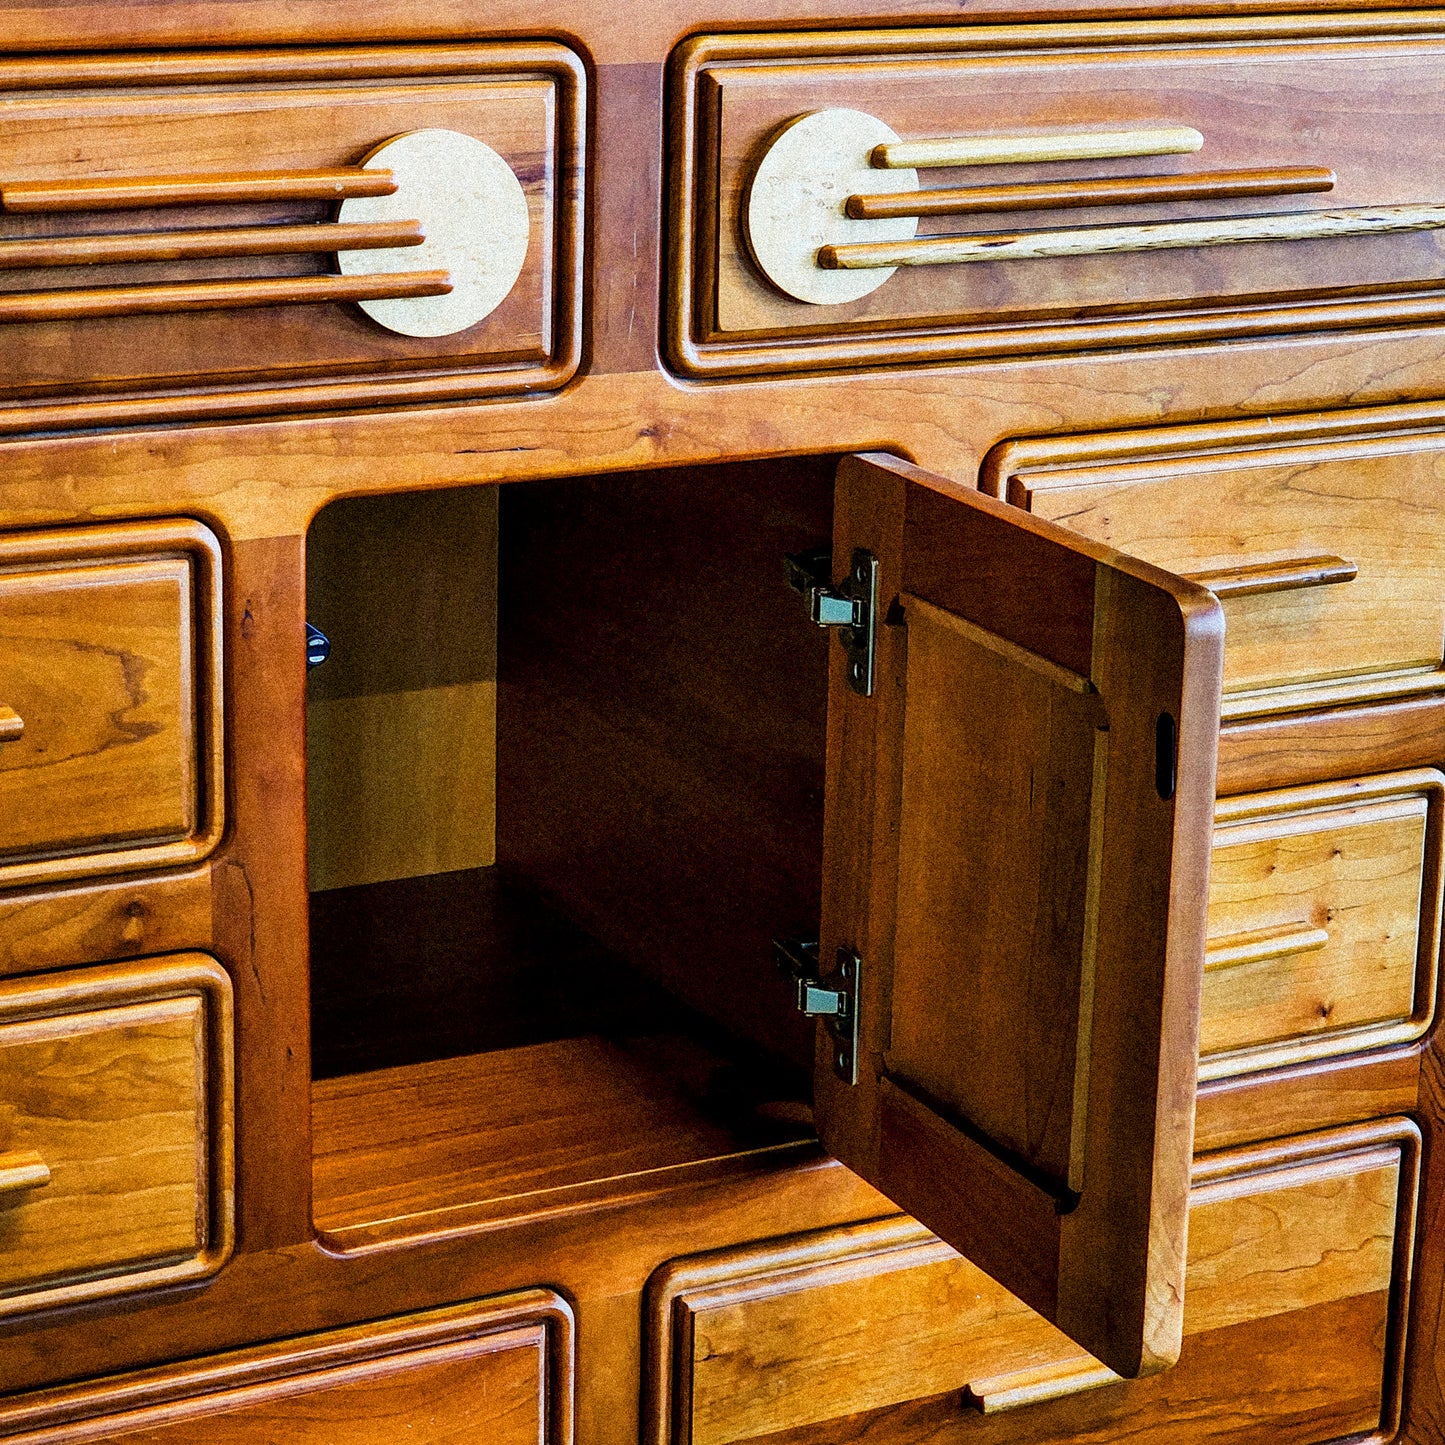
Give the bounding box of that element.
[773,936,862,1084]
[784,546,878,696]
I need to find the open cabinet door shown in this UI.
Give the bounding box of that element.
[814,453,1224,1379]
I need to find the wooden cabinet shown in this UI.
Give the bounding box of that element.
[0,955,233,1318]
[0,3,1441,1444]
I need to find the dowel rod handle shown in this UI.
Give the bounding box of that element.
[0,271,451,324]
[0,168,398,212]
[0,706,21,741]
[0,1151,50,1198]
[1204,922,1331,972]
[820,205,1445,269]
[0,221,424,271]
[1185,554,1358,599]
[872,126,1204,170]
[847,167,1336,220]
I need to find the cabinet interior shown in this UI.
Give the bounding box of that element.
[305,458,838,1237]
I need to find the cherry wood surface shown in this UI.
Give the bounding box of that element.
[816,452,1222,1377]
[0,2,1441,1442]
[0,1290,573,1445]
[644,1119,1417,1445]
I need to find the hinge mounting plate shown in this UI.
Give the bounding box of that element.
[773,936,862,1084]
[784,546,878,696]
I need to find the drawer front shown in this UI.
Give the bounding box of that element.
[645,1120,1417,1445]
[1203,770,1443,1077]
[673,16,1445,378]
[0,1291,572,1443]
[0,520,222,887]
[0,955,233,1316]
[983,403,1445,720]
[0,44,582,433]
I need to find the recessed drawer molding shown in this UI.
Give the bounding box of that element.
[0,1290,573,1443]
[672,16,1445,377]
[0,519,223,889]
[645,1120,1418,1445]
[0,44,583,431]
[0,956,234,1319]
[1202,770,1443,1078]
[982,400,1445,720]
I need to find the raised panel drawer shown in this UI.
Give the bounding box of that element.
[0,44,582,433]
[0,520,222,887]
[1202,770,1443,1078]
[673,16,1445,378]
[983,403,1445,720]
[0,1290,572,1442]
[645,1120,1417,1445]
[0,955,233,1318]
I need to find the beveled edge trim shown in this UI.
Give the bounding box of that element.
[0,953,236,1323]
[1192,1115,1420,1445]
[0,41,585,434]
[666,14,1445,381]
[0,1287,574,1444]
[641,1215,941,1445]
[1198,768,1445,1082]
[0,519,225,891]
[642,1117,1422,1445]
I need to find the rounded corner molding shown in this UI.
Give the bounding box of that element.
[338,128,531,338]
[744,108,918,306]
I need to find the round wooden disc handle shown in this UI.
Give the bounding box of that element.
[0,1150,51,1200]
[0,706,22,741]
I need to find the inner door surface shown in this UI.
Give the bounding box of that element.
[816,453,1224,1377]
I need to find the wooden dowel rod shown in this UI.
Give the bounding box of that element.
[0,270,451,323]
[1186,554,1358,599]
[820,205,1445,269]
[0,706,22,742]
[1204,922,1330,972]
[847,167,1337,220]
[0,220,424,270]
[0,168,397,212]
[0,1150,50,1197]
[872,126,1203,170]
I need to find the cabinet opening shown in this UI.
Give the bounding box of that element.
[305,458,837,1242]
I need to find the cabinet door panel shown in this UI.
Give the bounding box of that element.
[817,453,1223,1377]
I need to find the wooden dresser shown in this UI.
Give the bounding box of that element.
[0,2,1443,1442]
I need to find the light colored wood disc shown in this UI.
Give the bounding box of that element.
[338,128,530,338]
[744,108,917,305]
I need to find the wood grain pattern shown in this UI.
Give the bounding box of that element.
[313,1039,816,1249]
[0,44,583,427]
[0,1290,574,1445]
[306,485,498,891]
[818,453,1223,1378]
[847,168,1337,220]
[823,204,1445,270]
[985,409,1445,720]
[644,1119,1417,1445]
[1,168,398,210]
[0,519,223,889]
[0,270,453,323]
[872,126,1204,170]
[0,955,233,1318]
[1201,770,1443,1077]
[673,19,1445,377]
